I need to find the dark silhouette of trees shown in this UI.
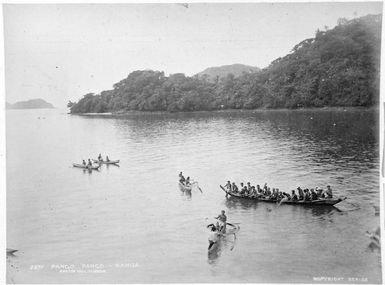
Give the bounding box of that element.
[69,14,381,114]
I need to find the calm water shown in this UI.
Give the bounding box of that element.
[6,108,381,283]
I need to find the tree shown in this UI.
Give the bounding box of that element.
[69,14,381,113]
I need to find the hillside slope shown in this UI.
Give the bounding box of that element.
[195,64,260,82]
[8,99,54,109]
[69,14,381,113]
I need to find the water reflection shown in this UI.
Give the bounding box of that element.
[106,163,120,169]
[224,195,342,221]
[7,109,380,283]
[207,241,221,264]
[112,109,378,184]
[180,189,192,200]
[81,168,97,175]
[207,236,237,265]
[224,196,259,211]
[309,205,340,216]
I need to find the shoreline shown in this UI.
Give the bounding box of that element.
[70,106,378,116]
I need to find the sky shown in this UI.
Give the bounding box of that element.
[3,2,383,108]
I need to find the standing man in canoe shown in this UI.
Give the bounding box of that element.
[98,153,103,161]
[231,182,238,193]
[215,210,227,233]
[297,187,304,200]
[179,172,185,184]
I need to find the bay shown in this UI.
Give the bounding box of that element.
[6,108,381,283]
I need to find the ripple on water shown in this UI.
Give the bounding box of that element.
[6,108,381,283]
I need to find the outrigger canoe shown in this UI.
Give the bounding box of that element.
[92,159,120,165]
[73,163,100,170]
[179,182,192,191]
[219,222,240,236]
[220,185,345,206]
[208,222,240,253]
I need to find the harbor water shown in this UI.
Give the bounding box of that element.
[6,108,381,283]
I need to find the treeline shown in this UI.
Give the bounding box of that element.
[69,14,382,113]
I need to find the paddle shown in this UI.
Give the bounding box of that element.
[190,180,203,193]
[226,222,241,227]
[278,197,289,206]
[195,183,203,193]
[230,232,237,251]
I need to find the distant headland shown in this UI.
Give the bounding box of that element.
[6,99,54,109]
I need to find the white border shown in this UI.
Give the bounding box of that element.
[0,1,384,285]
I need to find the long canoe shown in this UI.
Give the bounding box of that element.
[220,185,345,206]
[92,159,120,165]
[73,163,100,170]
[179,182,192,191]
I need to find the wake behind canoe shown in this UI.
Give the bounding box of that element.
[220,185,345,206]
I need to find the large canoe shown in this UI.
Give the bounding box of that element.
[73,163,100,170]
[220,185,345,206]
[179,182,192,191]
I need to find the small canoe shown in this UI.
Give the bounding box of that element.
[92,159,120,165]
[220,223,240,236]
[208,223,239,253]
[7,248,17,255]
[220,185,345,206]
[179,182,192,191]
[73,163,100,170]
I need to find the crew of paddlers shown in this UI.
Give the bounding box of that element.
[179,172,192,187]
[177,173,344,252]
[81,154,112,166]
[82,158,94,167]
[223,181,333,201]
[97,153,111,162]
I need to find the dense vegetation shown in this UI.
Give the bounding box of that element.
[196,64,260,82]
[69,14,381,113]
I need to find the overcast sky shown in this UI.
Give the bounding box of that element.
[3,2,383,108]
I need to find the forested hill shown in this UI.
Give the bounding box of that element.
[69,14,381,113]
[195,64,260,82]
